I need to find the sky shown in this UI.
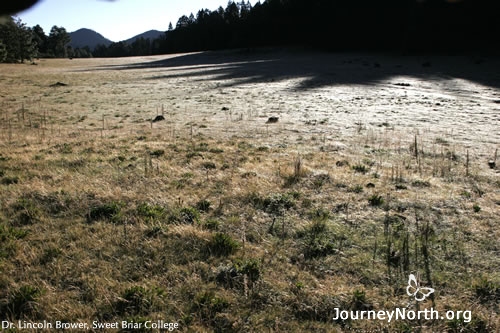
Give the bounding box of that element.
[18,0,232,42]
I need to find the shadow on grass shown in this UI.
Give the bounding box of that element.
[80,48,500,91]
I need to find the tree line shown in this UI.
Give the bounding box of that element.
[0,16,73,62]
[160,0,498,54]
[1,0,498,62]
[97,0,498,56]
[0,16,166,62]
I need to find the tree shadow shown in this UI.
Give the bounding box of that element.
[84,48,500,91]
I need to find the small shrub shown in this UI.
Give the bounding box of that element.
[349,289,372,311]
[473,278,499,303]
[216,259,261,289]
[201,161,216,170]
[368,194,385,207]
[473,204,481,213]
[57,143,73,154]
[178,207,200,224]
[0,225,28,241]
[412,179,431,188]
[209,233,240,256]
[312,173,330,188]
[203,219,221,231]
[6,285,42,318]
[298,220,336,259]
[196,199,211,213]
[192,291,229,322]
[336,160,349,167]
[11,198,42,226]
[241,171,257,178]
[195,142,209,152]
[144,223,167,238]
[149,149,165,157]
[115,286,164,316]
[0,225,26,259]
[308,208,330,222]
[39,247,62,265]
[301,198,313,209]
[136,202,166,221]
[461,191,472,198]
[395,183,407,190]
[1,176,19,185]
[87,202,122,223]
[352,164,368,174]
[350,184,364,193]
[234,259,261,283]
[263,193,295,216]
[186,151,203,159]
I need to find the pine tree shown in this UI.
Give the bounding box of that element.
[48,25,70,58]
[0,16,37,62]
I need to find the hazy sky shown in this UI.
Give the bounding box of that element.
[18,0,231,42]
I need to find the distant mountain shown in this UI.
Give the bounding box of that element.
[69,29,165,50]
[69,28,113,50]
[124,30,164,44]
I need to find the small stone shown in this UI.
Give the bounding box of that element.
[266,116,279,123]
[152,115,165,122]
[50,82,68,87]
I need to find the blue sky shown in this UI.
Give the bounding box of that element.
[18,0,232,42]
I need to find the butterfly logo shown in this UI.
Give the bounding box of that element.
[406,273,435,301]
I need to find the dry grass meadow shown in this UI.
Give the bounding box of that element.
[0,49,499,332]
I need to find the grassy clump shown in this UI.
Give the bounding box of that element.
[1,176,19,185]
[149,149,165,157]
[0,225,28,259]
[0,225,28,241]
[244,192,296,216]
[368,194,385,207]
[202,218,221,230]
[201,161,216,170]
[352,164,368,174]
[208,233,240,256]
[349,289,372,311]
[216,259,261,290]
[11,198,43,226]
[3,285,43,319]
[114,286,165,316]
[192,290,230,322]
[169,207,200,224]
[195,199,211,213]
[87,202,123,223]
[136,202,166,221]
[297,219,336,259]
[473,277,500,304]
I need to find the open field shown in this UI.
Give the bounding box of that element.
[0,49,499,332]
